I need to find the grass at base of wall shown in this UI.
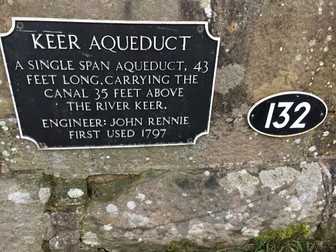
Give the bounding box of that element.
[164,224,336,252]
[220,223,336,252]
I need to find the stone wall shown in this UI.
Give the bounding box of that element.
[0,0,336,251]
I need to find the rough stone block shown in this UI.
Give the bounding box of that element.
[79,162,325,250]
[0,172,50,252]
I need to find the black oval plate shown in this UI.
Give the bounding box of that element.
[247,91,328,137]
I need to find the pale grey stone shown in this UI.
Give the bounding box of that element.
[215,64,246,95]
[0,174,47,252]
[259,166,300,191]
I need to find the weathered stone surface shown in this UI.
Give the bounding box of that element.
[78,162,325,250]
[212,0,336,156]
[0,163,324,251]
[215,63,245,95]
[0,114,311,179]
[0,172,50,252]
[0,0,335,251]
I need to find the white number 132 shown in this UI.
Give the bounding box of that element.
[265,102,311,129]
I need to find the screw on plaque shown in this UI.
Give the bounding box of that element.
[197,25,204,33]
[16,22,24,30]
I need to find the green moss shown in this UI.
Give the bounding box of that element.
[220,223,336,252]
[166,240,182,252]
[87,170,166,201]
[255,223,311,242]
[164,239,218,252]
[40,173,55,188]
[87,173,142,201]
[249,223,313,252]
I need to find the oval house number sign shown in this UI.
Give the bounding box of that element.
[247,91,328,137]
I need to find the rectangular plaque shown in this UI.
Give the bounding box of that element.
[0,17,220,149]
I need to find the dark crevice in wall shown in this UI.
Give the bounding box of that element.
[87,173,142,202]
[179,0,207,21]
[124,0,133,20]
[316,159,336,242]
[41,240,51,252]
[211,0,267,68]
[179,0,198,21]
